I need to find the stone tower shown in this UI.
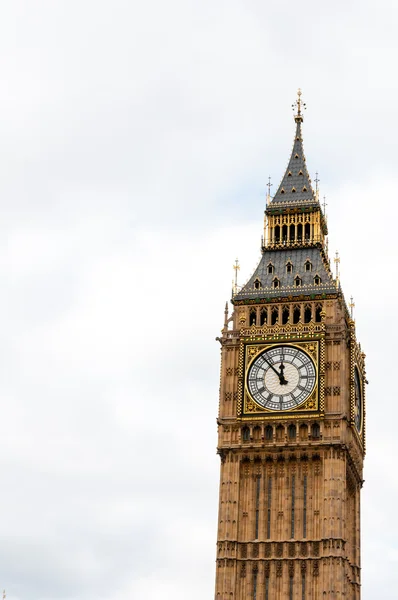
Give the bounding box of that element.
[215,92,366,599]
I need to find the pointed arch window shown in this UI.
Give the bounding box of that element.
[272,278,280,289]
[254,278,262,290]
[291,187,296,193]
[294,276,302,287]
[271,307,278,325]
[260,307,267,326]
[286,261,293,273]
[282,306,289,324]
[288,171,292,177]
[295,153,299,159]
[297,223,303,241]
[315,304,322,322]
[265,425,273,441]
[268,263,274,274]
[314,275,321,285]
[304,305,312,323]
[311,423,320,439]
[298,169,303,176]
[250,309,257,326]
[242,426,250,442]
[302,186,307,192]
[288,424,296,440]
[280,189,285,194]
[293,305,301,324]
[305,260,312,272]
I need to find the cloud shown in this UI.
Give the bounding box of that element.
[0,0,395,598]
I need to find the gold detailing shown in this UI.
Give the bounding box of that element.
[263,208,327,251]
[240,320,324,340]
[334,251,340,284]
[239,339,321,417]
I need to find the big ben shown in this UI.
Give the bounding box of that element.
[215,91,366,599]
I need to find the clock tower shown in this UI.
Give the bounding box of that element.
[215,92,366,599]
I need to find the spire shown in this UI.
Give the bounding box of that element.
[269,89,318,208]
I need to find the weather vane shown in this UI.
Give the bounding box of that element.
[292,88,306,121]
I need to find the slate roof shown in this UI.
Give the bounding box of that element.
[269,118,318,209]
[233,247,337,302]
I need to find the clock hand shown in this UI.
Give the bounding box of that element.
[279,362,288,385]
[263,356,288,385]
[262,356,282,380]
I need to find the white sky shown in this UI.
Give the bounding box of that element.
[1,1,397,598]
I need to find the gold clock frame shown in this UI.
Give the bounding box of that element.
[237,335,325,421]
[349,322,366,448]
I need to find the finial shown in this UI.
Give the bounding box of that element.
[349,296,355,319]
[233,258,240,296]
[266,176,273,205]
[314,171,320,201]
[322,195,328,218]
[334,251,340,282]
[292,88,306,123]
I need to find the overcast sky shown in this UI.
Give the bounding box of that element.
[1,1,397,598]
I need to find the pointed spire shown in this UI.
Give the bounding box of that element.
[269,90,318,208]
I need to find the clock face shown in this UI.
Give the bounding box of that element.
[246,344,316,411]
[354,366,362,432]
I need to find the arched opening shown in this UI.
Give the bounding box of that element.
[268,263,274,274]
[265,425,273,441]
[282,224,288,241]
[253,426,261,441]
[286,261,293,273]
[282,306,289,324]
[304,223,311,240]
[250,309,257,326]
[297,223,303,241]
[273,278,280,289]
[315,305,322,322]
[276,425,284,441]
[299,424,308,440]
[305,260,312,272]
[271,307,278,325]
[293,305,300,324]
[242,426,250,442]
[260,308,267,325]
[254,278,261,290]
[314,275,321,285]
[288,424,296,440]
[304,305,312,323]
[275,225,280,243]
[289,224,295,241]
[295,276,302,287]
[311,423,320,438]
